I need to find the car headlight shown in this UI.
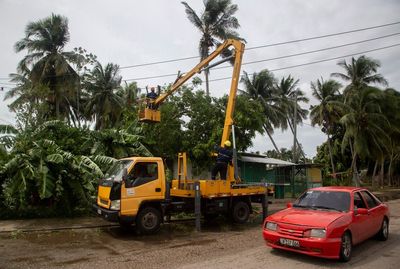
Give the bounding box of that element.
[110,199,120,210]
[265,222,277,231]
[309,229,326,238]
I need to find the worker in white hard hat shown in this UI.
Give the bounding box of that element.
[211,140,233,180]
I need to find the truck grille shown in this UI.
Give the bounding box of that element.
[99,198,108,206]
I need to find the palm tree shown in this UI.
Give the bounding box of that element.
[332,55,389,186]
[240,70,284,153]
[14,14,83,120]
[274,76,309,161]
[83,62,124,130]
[181,0,243,95]
[310,78,343,174]
[340,87,390,187]
[331,55,388,99]
[380,88,400,186]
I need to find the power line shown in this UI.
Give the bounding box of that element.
[120,56,199,69]
[119,20,400,69]
[213,32,400,70]
[207,43,400,83]
[3,21,400,82]
[124,41,400,82]
[245,21,400,51]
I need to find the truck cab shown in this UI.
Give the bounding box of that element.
[94,157,166,234]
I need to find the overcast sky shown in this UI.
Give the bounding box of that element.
[1,0,399,158]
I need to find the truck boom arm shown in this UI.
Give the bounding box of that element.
[142,39,245,147]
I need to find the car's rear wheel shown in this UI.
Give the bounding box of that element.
[377,218,389,241]
[339,232,352,262]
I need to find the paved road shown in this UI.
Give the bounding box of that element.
[0,199,399,269]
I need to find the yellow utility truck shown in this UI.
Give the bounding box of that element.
[93,39,269,234]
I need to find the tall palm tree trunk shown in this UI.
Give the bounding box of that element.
[350,142,360,187]
[372,160,379,188]
[388,150,394,187]
[380,158,385,188]
[287,118,306,160]
[264,127,280,154]
[327,135,336,175]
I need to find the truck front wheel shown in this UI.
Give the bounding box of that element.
[136,206,161,235]
[232,201,250,224]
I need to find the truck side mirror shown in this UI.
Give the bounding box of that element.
[122,168,128,182]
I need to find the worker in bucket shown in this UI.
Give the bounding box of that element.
[146,86,159,109]
[211,140,233,180]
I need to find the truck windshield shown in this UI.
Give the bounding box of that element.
[293,190,350,212]
[104,160,133,182]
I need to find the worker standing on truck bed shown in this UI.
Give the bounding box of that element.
[211,140,233,180]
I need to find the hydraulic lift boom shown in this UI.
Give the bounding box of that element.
[139,39,245,148]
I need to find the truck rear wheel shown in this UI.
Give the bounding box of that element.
[232,201,250,224]
[136,206,161,235]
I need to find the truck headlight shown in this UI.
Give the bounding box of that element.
[310,229,326,238]
[265,222,277,231]
[110,199,120,210]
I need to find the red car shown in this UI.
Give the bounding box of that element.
[263,186,389,262]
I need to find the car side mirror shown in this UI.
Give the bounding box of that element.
[355,208,368,215]
[287,202,293,208]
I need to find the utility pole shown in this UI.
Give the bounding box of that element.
[292,94,298,164]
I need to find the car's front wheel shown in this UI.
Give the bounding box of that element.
[377,218,389,241]
[339,232,352,262]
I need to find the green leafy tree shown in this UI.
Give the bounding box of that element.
[141,97,185,163]
[181,0,243,95]
[0,121,113,217]
[0,120,151,218]
[89,127,152,159]
[217,94,265,151]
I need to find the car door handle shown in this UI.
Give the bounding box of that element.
[155,188,161,192]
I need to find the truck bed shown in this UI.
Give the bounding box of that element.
[170,179,266,198]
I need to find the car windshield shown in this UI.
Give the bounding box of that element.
[293,190,350,212]
[104,160,133,182]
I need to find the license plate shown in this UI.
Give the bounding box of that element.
[279,238,300,248]
[97,209,102,215]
